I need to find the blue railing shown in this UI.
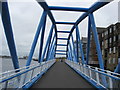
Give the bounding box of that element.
[65,60,120,89]
[0,60,55,89]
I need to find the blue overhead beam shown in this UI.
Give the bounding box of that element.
[57,31,70,33]
[57,44,67,46]
[49,6,89,12]
[55,53,66,55]
[56,22,75,25]
[57,38,68,40]
[2,2,19,70]
[56,50,66,52]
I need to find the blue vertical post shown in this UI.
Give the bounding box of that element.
[46,34,55,60]
[70,37,76,62]
[38,11,47,63]
[76,26,85,64]
[114,62,120,74]
[76,28,79,62]
[86,16,91,64]
[68,45,72,61]
[26,11,47,66]
[89,13,107,87]
[48,39,56,60]
[45,25,54,61]
[89,13,104,69]
[51,43,56,60]
[69,44,73,61]
[40,25,54,62]
[54,37,57,58]
[2,2,19,69]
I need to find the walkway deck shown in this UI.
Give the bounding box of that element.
[30,61,95,88]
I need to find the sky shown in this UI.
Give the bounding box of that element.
[0,0,119,58]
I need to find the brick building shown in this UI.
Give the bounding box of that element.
[89,22,120,71]
[100,22,120,71]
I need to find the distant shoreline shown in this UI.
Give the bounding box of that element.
[0,55,38,61]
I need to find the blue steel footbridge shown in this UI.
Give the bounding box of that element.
[0,0,120,89]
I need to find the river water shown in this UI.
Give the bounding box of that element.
[0,58,38,73]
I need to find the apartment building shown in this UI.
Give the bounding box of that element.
[100,22,120,71]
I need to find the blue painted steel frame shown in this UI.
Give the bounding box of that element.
[89,13,107,86]
[86,16,91,64]
[49,6,89,12]
[26,11,47,66]
[89,13,104,69]
[56,22,75,25]
[2,2,19,69]
[71,35,77,62]
[38,11,47,63]
[76,28,79,62]
[46,33,56,60]
[40,25,54,62]
[76,26,85,64]
[45,25,55,61]
[69,40,76,62]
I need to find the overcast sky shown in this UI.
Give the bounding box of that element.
[0,0,119,58]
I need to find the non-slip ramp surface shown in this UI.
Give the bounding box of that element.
[30,61,95,88]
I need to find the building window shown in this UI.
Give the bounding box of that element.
[109,48,112,53]
[109,38,112,43]
[102,33,104,37]
[102,41,104,46]
[119,34,120,40]
[102,50,104,55]
[114,36,116,41]
[109,28,112,33]
[113,58,115,64]
[113,47,116,53]
[113,26,116,31]
[109,59,111,64]
[104,31,108,36]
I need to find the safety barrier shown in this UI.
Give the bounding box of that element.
[0,60,55,89]
[65,60,120,89]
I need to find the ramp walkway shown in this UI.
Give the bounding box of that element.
[30,61,95,88]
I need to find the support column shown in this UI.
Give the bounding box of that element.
[76,26,85,64]
[70,36,77,62]
[76,28,79,62]
[26,11,47,66]
[89,13,104,69]
[48,38,56,60]
[2,2,19,69]
[38,12,47,63]
[86,16,91,64]
[45,25,54,61]
[89,13,107,87]
[40,25,54,62]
